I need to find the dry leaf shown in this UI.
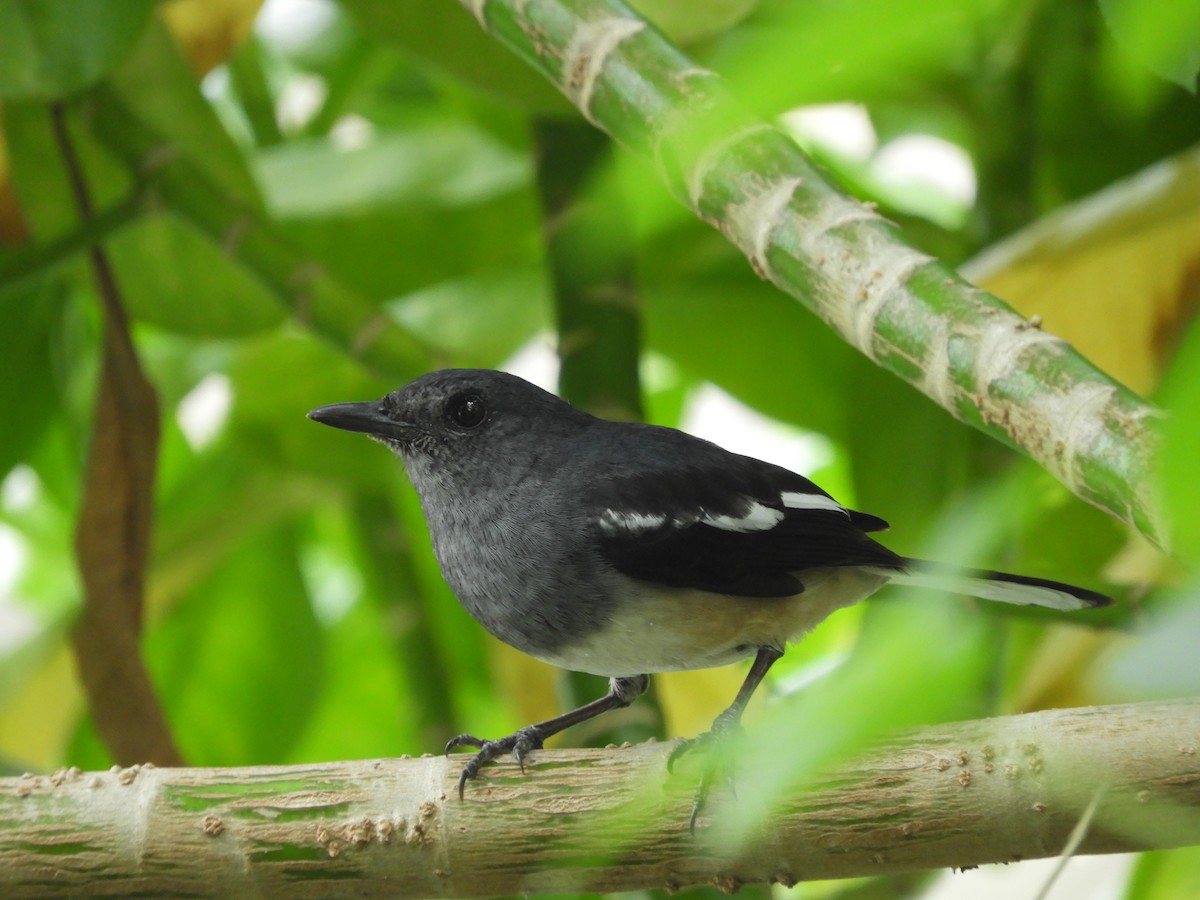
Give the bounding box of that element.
[71,301,182,766]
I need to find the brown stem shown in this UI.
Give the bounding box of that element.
[50,101,183,767]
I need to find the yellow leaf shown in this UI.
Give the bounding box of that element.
[159,0,263,76]
[963,146,1200,396]
[492,645,756,744]
[0,643,84,771]
[492,643,559,733]
[659,667,756,738]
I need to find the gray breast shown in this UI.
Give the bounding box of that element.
[417,478,618,659]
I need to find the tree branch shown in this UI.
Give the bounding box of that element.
[458,0,1164,546]
[4,701,1197,896]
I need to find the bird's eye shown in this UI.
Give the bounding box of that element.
[446,394,486,429]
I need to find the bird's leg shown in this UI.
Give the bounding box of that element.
[667,645,783,831]
[446,674,649,798]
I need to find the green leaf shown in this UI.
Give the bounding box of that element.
[256,122,541,357]
[843,355,975,544]
[718,590,994,845]
[1158,319,1200,564]
[1127,846,1200,900]
[1101,0,1200,92]
[0,0,155,100]
[0,282,64,478]
[337,0,570,114]
[2,99,133,241]
[107,16,264,209]
[255,124,528,217]
[86,86,434,380]
[105,212,284,337]
[644,271,852,438]
[629,0,758,45]
[146,522,323,766]
[275,192,539,306]
[704,0,987,114]
[285,596,412,761]
[222,331,394,482]
[388,267,548,367]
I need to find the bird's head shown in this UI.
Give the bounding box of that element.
[307,368,590,473]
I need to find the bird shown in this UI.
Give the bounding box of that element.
[308,368,1111,822]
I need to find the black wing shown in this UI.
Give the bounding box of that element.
[590,461,902,599]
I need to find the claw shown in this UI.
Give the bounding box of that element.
[445,726,545,798]
[686,778,714,834]
[456,764,474,801]
[445,733,485,754]
[668,721,745,833]
[666,740,689,774]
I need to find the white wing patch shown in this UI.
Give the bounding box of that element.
[781,491,850,517]
[598,509,670,535]
[600,492,848,536]
[702,501,784,532]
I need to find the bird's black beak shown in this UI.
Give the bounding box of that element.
[307,401,413,441]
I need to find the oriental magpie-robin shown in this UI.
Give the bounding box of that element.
[309,369,1110,817]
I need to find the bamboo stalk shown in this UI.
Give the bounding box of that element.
[457,0,1164,546]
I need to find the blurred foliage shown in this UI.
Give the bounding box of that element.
[0,0,1198,896]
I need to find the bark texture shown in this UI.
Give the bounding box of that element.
[3,701,1198,897]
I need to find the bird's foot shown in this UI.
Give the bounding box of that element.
[667,711,743,832]
[445,725,545,799]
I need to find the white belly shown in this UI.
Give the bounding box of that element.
[535,567,890,677]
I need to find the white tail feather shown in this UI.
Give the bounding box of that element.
[874,561,1108,611]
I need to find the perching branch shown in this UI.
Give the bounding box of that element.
[3,701,1198,897]
[458,0,1164,546]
